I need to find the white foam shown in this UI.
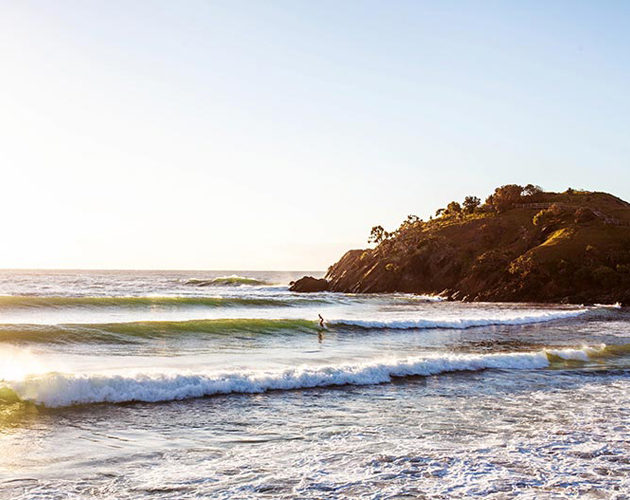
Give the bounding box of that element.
[546,344,609,361]
[594,302,622,309]
[328,308,588,330]
[545,347,591,361]
[7,350,558,408]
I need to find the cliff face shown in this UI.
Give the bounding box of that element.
[321,190,630,304]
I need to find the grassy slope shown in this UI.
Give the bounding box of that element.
[326,191,630,304]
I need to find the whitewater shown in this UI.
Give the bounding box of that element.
[0,269,628,499]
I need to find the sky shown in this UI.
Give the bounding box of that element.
[1,1,629,270]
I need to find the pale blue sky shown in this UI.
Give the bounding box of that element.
[1,1,629,269]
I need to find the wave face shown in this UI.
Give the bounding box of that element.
[0,295,297,309]
[0,318,318,344]
[4,345,624,408]
[0,309,590,344]
[185,276,269,287]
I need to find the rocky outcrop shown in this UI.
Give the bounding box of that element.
[292,188,630,305]
[289,276,329,293]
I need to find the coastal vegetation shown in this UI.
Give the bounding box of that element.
[292,185,630,304]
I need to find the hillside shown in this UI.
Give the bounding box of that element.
[292,185,630,304]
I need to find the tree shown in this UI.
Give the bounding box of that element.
[446,201,462,216]
[523,184,543,197]
[398,214,422,234]
[484,194,495,211]
[368,225,386,244]
[463,196,481,214]
[491,184,524,212]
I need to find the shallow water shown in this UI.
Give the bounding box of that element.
[0,270,628,498]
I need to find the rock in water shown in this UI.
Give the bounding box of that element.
[289,276,329,292]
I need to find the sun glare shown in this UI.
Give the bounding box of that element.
[0,347,46,382]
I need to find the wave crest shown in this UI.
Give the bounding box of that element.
[0,309,590,344]
[0,295,292,309]
[5,344,625,408]
[185,276,269,287]
[0,318,318,344]
[327,308,588,329]
[2,351,550,407]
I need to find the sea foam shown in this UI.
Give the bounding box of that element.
[327,308,588,329]
[4,347,606,408]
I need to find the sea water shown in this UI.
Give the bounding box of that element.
[0,270,628,498]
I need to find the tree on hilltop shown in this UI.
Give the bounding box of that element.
[398,214,422,233]
[368,225,386,244]
[490,184,524,212]
[523,184,543,197]
[446,201,462,216]
[463,196,481,214]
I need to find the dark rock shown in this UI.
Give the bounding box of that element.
[289,276,329,293]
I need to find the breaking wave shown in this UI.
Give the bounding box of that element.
[2,344,626,408]
[0,295,297,309]
[594,302,622,309]
[327,308,588,329]
[185,276,269,287]
[546,343,630,361]
[0,309,590,344]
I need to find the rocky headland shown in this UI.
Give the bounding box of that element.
[291,185,630,305]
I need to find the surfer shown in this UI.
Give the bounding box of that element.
[317,314,326,343]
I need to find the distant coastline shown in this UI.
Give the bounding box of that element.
[291,185,630,305]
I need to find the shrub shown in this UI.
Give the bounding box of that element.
[616,264,630,274]
[574,207,596,224]
[575,266,592,283]
[592,265,618,287]
[473,250,509,274]
[532,209,547,227]
[398,215,422,233]
[533,204,566,227]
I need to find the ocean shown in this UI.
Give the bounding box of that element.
[0,270,628,499]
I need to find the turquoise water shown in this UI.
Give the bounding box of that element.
[0,270,628,498]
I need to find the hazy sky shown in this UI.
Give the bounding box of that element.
[1,1,629,270]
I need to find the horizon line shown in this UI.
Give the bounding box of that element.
[0,267,325,273]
